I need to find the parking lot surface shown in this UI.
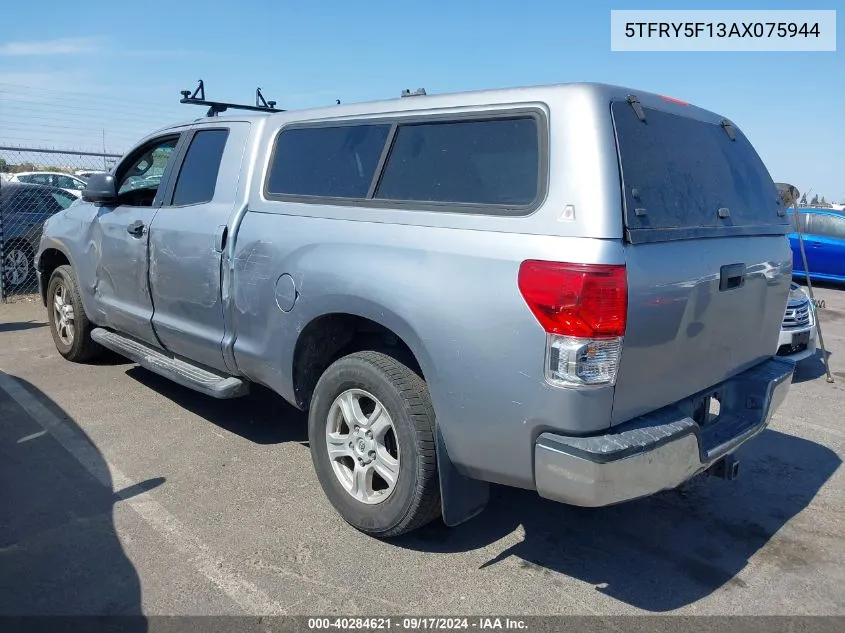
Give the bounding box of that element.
[1,286,844,617]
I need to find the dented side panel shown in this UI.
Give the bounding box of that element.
[148,122,252,372]
[86,204,161,344]
[230,213,623,489]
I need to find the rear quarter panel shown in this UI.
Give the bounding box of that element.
[230,213,624,488]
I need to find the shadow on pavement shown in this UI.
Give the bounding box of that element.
[0,320,47,333]
[118,362,839,612]
[0,371,155,626]
[126,367,308,446]
[397,428,840,612]
[791,350,832,384]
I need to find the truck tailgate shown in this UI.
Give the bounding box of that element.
[609,98,792,425]
[612,236,791,424]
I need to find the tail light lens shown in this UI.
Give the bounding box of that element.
[518,261,628,387]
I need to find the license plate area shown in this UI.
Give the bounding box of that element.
[792,330,810,347]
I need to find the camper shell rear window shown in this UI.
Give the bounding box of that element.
[611,101,790,243]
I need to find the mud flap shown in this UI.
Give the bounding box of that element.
[435,422,490,526]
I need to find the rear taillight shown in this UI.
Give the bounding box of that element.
[518,261,627,388]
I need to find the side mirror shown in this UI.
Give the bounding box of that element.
[775,182,800,210]
[81,173,118,204]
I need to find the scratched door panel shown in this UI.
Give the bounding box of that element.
[148,122,251,372]
[92,134,183,345]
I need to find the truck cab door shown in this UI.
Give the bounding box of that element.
[90,132,186,345]
[147,122,251,372]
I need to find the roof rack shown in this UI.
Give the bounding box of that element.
[179,79,284,117]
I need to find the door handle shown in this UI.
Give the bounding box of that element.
[127,220,146,238]
[719,263,746,291]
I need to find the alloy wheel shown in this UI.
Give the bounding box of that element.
[325,388,400,505]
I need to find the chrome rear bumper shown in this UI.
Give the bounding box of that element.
[534,358,794,507]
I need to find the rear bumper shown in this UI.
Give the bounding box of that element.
[534,357,794,507]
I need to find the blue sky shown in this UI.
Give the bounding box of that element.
[1,0,842,201]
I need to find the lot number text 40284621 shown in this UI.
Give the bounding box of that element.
[307,617,529,630]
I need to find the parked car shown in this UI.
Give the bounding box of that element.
[1,183,78,289]
[75,170,109,179]
[7,172,87,197]
[787,207,845,283]
[776,282,818,362]
[36,82,795,537]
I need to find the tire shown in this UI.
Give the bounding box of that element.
[46,265,103,362]
[2,241,34,289]
[308,350,441,538]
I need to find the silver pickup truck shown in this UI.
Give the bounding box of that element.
[36,82,795,537]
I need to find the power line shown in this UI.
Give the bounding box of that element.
[1,124,143,140]
[1,97,185,122]
[0,133,124,150]
[0,81,185,110]
[0,109,182,135]
[0,120,145,138]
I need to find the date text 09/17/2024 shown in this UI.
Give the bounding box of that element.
[307,617,528,630]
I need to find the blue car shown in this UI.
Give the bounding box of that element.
[787,207,845,283]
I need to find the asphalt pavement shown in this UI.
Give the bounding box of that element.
[1,287,843,617]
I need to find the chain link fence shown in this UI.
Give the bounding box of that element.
[0,147,121,302]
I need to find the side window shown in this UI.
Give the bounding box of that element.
[809,214,845,240]
[50,190,78,209]
[16,174,33,184]
[171,129,229,206]
[266,124,390,198]
[14,190,65,216]
[56,175,83,190]
[116,135,180,206]
[375,117,540,207]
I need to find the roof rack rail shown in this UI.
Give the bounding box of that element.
[179,79,284,117]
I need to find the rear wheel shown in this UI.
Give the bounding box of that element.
[46,265,102,362]
[308,351,440,537]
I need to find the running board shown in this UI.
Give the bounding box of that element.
[91,328,249,399]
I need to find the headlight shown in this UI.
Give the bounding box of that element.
[788,283,809,303]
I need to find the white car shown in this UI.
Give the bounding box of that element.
[75,169,109,179]
[777,282,818,362]
[6,171,86,197]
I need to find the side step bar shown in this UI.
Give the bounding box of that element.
[91,328,249,399]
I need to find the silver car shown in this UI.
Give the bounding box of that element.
[777,282,818,362]
[36,82,795,536]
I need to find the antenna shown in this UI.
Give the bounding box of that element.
[180,79,284,117]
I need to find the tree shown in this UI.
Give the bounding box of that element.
[0,158,8,172]
[800,193,807,206]
[811,194,820,206]
[820,196,828,206]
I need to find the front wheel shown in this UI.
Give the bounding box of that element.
[46,265,102,362]
[3,243,34,289]
[308,351,441,537]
